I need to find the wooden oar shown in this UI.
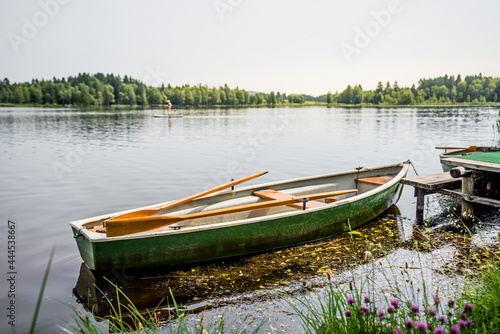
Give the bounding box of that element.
[109,171,268,221]
[435,146,477,151]
[105,189,358,237]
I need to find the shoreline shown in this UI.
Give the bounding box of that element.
[1,102,500,110]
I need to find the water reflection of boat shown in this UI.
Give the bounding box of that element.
[73,263,193,318]
[437,146,500,172]
[70,163,409,270]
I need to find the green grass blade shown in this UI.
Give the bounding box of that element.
[29,245,56,334]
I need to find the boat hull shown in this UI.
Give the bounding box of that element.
[71,164,408,270]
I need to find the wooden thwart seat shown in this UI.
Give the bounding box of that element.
[253,189,335,210]
[356,175,394,185]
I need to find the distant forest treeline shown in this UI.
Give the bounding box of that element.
[332,73,500,105]
[0,73,499,107]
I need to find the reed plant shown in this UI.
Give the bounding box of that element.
[458,257,500,332]
[63,281,262,333]
[28,246,56,334]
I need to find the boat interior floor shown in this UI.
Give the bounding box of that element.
[253,189,332,209]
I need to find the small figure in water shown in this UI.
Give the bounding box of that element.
[167,100,172,116]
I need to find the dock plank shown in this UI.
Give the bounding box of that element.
[401,172,461,191]
[441,157,500,174]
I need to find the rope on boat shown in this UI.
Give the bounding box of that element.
[408,160,420,176]
[355,166,364,189]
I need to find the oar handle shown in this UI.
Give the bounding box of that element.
[108,171,269,221]
[435,146,477,151]
[156,171,268,211]
[435,146,467,150]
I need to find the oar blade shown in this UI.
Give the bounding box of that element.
[106,216,182,237]
[110,209,159,220]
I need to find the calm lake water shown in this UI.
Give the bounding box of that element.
[1,106,499,332]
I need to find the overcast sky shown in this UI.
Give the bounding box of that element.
[1,0,499,95]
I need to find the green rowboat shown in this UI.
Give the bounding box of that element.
[70,162,409,270]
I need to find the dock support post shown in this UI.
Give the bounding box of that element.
[416,188,426,224]
[461,175,475,221]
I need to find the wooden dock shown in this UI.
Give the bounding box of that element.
[403,151,500,223]
[401,173,461,224]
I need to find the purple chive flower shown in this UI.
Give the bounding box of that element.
[392,330,402,334]
[347,297,355,305]
[448,299,456,309]
[450,325,460,334]
[378,310,385,319]
[416,322,427,332]
[411,304,420,313]
[466,320,473,328]
[464,303,474,313]
[434,328,445,334]
[434,295,441,305]
[390,299,399,308]
[405,318,414,329]
[360,305,370,313]
[427,308,437,317]
[459,312,468,321]
[457,320,466,328]
[387,305,395,314]
[438,316,446,323]
[344,309,352,318]
[364,295,370,303]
